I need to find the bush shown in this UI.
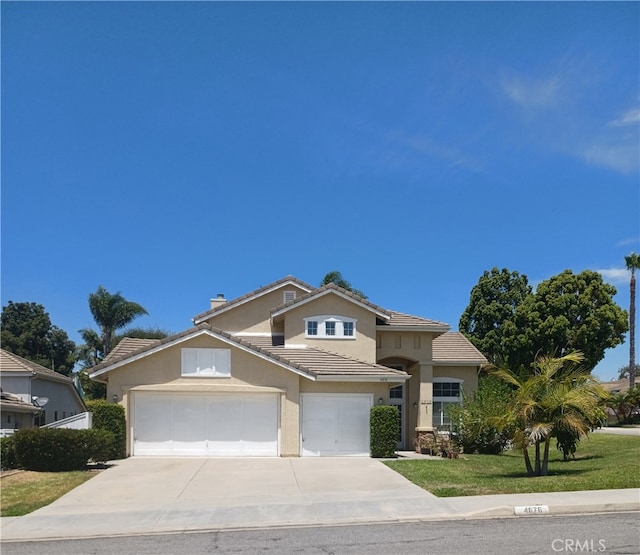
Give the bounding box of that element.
[86,399,126,459]
[450,375,513,455]
[0,436,19,470]
[13,428,115,471]
[370,405,399,458]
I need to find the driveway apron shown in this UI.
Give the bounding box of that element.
[0,457,448,540]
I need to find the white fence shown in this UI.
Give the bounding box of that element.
[42,412,92,430]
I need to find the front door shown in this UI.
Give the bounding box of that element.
[389,385,405,449]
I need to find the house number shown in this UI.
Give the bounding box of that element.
[514,505,549,515]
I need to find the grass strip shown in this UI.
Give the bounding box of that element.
[385,433,640,497]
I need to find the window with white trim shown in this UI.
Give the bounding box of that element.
[432,378,463,430]
[304,315,357,339]
[181,348,231,377]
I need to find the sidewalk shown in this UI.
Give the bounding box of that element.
[1,456,639,542]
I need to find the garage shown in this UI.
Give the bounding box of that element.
[131,392,279,456]
[300,393,372,456]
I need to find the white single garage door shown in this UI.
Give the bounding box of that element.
[301,393,372,456]
[132,393,279,456]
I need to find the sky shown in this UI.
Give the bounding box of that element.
[1,2,638,382]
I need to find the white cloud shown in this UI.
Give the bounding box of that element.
[595,267,630,284]
[616,237,640,248]
[501,75,563,109]
[609,108,640,127]
[582,141,639,175]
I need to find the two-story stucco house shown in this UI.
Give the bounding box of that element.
[88,276,486,457]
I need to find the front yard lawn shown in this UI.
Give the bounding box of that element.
[385,433,640,497]
[1,470,98,516]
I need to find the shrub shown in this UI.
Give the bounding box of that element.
[450,375,513,455]
[13,428,115,471]
[0,436,19,470]
[370,405,399,458]
[86,399,126,459]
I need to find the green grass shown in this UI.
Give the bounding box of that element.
[0,470,98,516]
[385,433,640,497]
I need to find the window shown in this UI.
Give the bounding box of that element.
[181,348,231,377]
[432,378,463,430]
[304,315,357,339]
[433,382,461,398]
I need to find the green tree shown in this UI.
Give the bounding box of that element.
[605,385,640,424]
[513,270,627,371]
[617,364,640,380]
[1,301,76,376]
[320,271,367,298]
[490,352,609,476]
[459,268,532,364]
[625,252,640,389]
[80,286,148,357]
[460,268,628,373]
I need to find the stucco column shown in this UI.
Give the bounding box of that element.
[416,362,434,432]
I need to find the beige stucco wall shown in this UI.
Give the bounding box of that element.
[105,334,304,456]
[283,295,378,363]
[376,331,435,364]
[201,284,309,334]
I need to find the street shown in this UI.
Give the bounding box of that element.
[2,512,638,555]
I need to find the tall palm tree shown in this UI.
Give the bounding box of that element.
[490,351,608,476]
[84,286,148,356]
[625,252,640,389]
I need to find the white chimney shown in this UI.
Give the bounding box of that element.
[210,293,227,310]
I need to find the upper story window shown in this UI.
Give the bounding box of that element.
[182,348,231,377]
[304,316,357,339]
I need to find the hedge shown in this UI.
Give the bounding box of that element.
[12,428,114,471]
[370,405,399,458]
[86,399,126,460]
[0,436,18,470]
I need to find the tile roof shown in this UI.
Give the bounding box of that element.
[104,338,161,363]
[382,311,450,330]
[432,332,487,364]
[0,390,40,413]
[193,275,315,324]
[271,283,391,319]
[89,325,408,381]
[0,349,75,383]
[238,335,408,379]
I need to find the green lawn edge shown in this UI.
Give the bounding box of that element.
[385,433,640,497]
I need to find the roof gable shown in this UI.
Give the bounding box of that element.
[193,275,314,324]
[0,349,75,383]
[271,283,391,321]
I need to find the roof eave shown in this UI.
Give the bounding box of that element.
[377,325,451,333]
[315,374,410,382]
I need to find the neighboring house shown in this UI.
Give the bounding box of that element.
[89,276,486,457]
[0,349,86,434]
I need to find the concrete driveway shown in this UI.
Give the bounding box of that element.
[1,457,447,540]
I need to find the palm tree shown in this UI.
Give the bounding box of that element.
[490,352,609,476]
[625,252,640,389]
[83,286,148,356]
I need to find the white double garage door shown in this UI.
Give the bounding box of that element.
[131,392,372,457]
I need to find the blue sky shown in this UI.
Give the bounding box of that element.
[2,2,638,381]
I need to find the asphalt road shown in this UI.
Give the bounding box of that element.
[2,512,639,555]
